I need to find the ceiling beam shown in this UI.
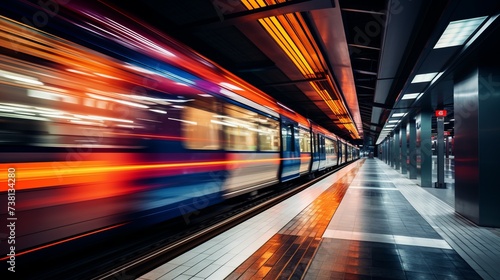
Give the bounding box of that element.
[185,0,335,31]
[353,69,377,76]
[348,44,381,51]
[341,8,385,15]
[260,76,328,87]
[356,85,375,91]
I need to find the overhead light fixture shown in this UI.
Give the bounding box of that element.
[241,0,361,139]
[411,72,439,83]
[434,16,488,49]
[392,112,407,118]
[388,120,399,123]
[402,93,420,100]
[464,15,498,49]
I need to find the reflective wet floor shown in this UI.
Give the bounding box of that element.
[139,159,500,280]
[305,159,480,280]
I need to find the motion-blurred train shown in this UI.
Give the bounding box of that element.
[0,1,358,256]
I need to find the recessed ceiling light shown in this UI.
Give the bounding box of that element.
[402,93,420,100]
[411,73,439,83]
[388,120,399,123]
[392,112,406,118]
[434,16,488,49]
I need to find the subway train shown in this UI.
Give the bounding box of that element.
[0,1,359,257]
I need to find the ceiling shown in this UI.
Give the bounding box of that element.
[104,0,500,146]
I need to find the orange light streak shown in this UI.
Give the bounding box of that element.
[241,0,361,139]
[0,157,307,192]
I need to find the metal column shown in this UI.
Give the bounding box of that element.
[394,128,400,170]
[408,120,417,179]
[400,125,407,174]
[454,64,500,227]
[435,113,446,188]
[417,111,432,188]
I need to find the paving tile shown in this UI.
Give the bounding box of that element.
[140,159,496,280]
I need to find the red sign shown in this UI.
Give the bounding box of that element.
[435,110,447,117]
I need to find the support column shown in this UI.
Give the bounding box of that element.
[408,120,417,179]
[385,138,388,163]
[435,113,446,188]
[400,125,407,174]
[390,133,395,168]
[416,111,432,187]
[454,63,500,227]
[386,136,390,165]
[445,136,450,158]
[386,136,390,164]
[394,128,400,170]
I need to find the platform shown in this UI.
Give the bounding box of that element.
[138,158,500,280]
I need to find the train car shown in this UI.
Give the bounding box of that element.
[298,122,313,176]
[0,0,358,258]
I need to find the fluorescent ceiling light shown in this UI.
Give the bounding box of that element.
[402,93,420,100]
[388,120,399,123]
[434,16,488,49]
[465,15,498,49]
[411,72,439,83]
[392,112,407,118]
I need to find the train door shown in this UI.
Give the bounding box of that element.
[279,117,300,182]
[318,134,326,171]
[337,140,343,165]
[310,131,320,172]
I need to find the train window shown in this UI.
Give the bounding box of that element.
[299,128,311,153]
[325,138,333,154]
[282,124,294,152]
[258,117,280,151]
[222,104,258,151]
[182,106,221,150]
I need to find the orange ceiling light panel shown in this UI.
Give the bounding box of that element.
[241,0,360,139]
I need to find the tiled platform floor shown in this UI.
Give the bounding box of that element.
[138,158,500,280]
